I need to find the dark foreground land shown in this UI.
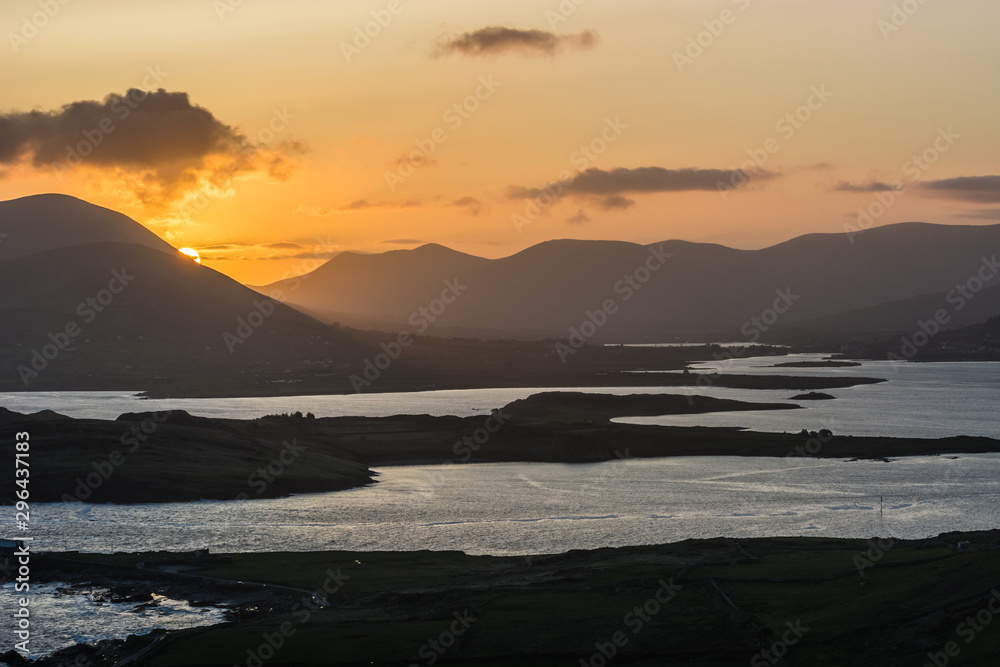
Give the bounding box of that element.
[4,388,1000,504]
[9,530,1000,666]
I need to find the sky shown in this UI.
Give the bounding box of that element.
[1,0,998,284]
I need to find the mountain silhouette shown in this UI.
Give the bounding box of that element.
[0,193,175,262]
[0,194,371,391]
[259,222,1000,341]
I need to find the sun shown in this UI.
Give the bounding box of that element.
[178,247,201,264]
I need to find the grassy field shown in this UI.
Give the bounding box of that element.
[34,530,1000,666]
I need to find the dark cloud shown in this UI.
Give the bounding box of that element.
[381,238,424,245]
[340,199,421,211]
[956,209,1000,220]
[434,27,598,58]
[450,196,486,216]
[920,176,1000,203]
[195,240,336,262]
[598,195,635,210]
[508,167,774,206]
[198,241,302,251]
[566,210,590,225]
[198,243,243,251]
[834,180,903,193]
[262,242,304,249]
[256,250,340,261]
[0,89,303,207]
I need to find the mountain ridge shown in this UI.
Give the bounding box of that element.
[258,221,1000,341]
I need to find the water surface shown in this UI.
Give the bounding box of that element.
[10,455,998,556]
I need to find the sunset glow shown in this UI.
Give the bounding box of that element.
[178,247,201,263]
[1,1,997,284]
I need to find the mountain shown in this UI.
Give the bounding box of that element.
[0,194,373,393]
[0,193,175,261]
[258,222,1000,341]
[253,243,491,331]
[774,285,1000,342]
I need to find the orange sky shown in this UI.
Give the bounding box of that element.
[1,0,998,284]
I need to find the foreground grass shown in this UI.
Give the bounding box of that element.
[47,530,1000,666]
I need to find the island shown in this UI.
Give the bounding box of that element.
[4,391,999,505]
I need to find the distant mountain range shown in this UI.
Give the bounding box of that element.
[2,194,998,394]
[258,222,1000,342]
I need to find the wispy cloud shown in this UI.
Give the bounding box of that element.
[391,152,438,169]
[293,204,334,217]
[508,166,776,208]
[833,180,903,192]
[340,198,421,211]
[956,208,1000,220]
[433,27,599,58]
[449,196,487,216]
[920,175,1000,203]
[381,238,424,245]
[566,209,590,225]
[598,195,635,210]
[195,240,339,261]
